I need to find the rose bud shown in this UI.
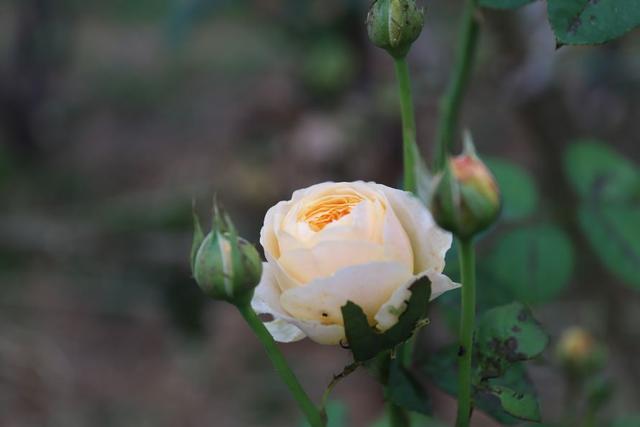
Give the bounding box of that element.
[250,181,459,345]
[366,0,425,58]
[556,327,606,377]
[191,205,263,306]
[430,135,501,239]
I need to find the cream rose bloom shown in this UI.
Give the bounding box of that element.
[251,181,459,345]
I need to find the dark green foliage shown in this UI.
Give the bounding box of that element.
[486,225,574,304]
[565,141,640,290]
[422,303,548,423]
[341,276,431,362]
[548,0,640,45]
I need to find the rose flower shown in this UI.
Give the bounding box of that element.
[251,181,459,345]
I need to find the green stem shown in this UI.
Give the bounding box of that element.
[455,238,476,427]
[393,56,418,195]
[434,0,480,172]
[237,304,324,427]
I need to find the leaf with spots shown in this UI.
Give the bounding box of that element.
[341,276,431,362]
[488,385,541,422]
[548,0,640,45]
[476,302,548,378]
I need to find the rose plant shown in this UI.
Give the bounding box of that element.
[189,0,639,425]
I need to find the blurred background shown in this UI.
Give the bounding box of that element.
[0,0,638,426]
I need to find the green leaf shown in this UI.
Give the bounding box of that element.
[476,302,548,376]
[579,204,640,289]
[479,0,535,10]
[487,225,574,304]
[489,385,541,422]
[386,358,431,415]
[564,140,639,202]
[611,415,640,427]
[342,277,431,362]
[486,158,538,221]
[548,0,640,45]
[422,346,538,425]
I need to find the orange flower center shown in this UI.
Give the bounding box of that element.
[301,194,363,232]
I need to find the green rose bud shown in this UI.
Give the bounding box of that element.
[366,0,425,58]
[191,204,262,306]
[430,134,501,239]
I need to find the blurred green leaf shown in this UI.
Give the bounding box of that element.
[579,204,640,289]
[564,140,639,202]
[487,225,574,304]
[486,158,538,221]
[342,277,430,362]
[548,0,640,45]
[479,0,535,10]
[385,358,431,415]
[611,415,640,427]
[565,141,640,290]
[302,36,356,96]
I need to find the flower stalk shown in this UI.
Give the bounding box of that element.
[455,238,476,427]
[434,0,480,172]
[394,56,419,195]
[236,304,325,427]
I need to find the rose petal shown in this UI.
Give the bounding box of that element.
[278,240,386,284]
[378,185,452,274]
[251,263,345,344]
[280,261,413,324]
[374,270,460,331]
[251,263,306,342]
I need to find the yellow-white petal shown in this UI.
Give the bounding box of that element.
[280,261,413,325]
[378,184,452,274]
[278,240,386,283]
[251,263,306,343]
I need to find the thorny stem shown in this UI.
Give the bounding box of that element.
[237,304,324,427]
[455,238,476,427]
[434,0,480,172]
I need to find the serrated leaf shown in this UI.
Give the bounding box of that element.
[564,140,639,203]
[421,346,537,425]
[476,302,548,377]
[487,225,574,304]
[479,0,535,10]
[489,385,541,422]
[341,277,431,362]
[548,0,640,45]
[486,158,538,221]
[579,204,640,289]
[386,358,431,415]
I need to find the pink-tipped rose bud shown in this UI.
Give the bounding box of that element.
[430,134,501,239]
